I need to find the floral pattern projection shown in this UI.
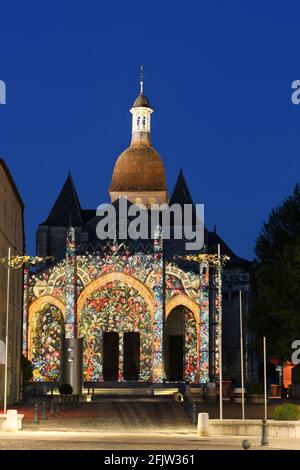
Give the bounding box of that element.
[31,304,64,382]
[79,281,152,382]
[25,240,208,384]
[184,307,198,383]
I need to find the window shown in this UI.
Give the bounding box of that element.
[137,116,140,129]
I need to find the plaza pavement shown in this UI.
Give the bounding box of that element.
[0,398,299,450]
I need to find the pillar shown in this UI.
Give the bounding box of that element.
[118,332,124,382]
[213,265,222,382]
[65,226,77,339]
[152,226,164,383]
[199,263,210,383]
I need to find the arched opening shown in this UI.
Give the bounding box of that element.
[79,279,152,382]
[31,303,65,382]
[165,307,184,381]
[165,305,198,382]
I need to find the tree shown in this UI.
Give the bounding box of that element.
[250,184,300,361]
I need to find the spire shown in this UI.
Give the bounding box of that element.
[41,172,82,226]
[130,66,153,144]
[170,169,194,206]
[140,65,144,94]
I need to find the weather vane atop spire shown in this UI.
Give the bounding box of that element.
[140,65,144,94]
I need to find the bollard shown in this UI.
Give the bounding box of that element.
[34,403,39,424]
[6,410,19,431]
[42,401,47,420]
[62,396,66,411]
[50,400,55,417]
[261,419,269,446]
[242,439,251,450]
[197,412,209,436]
[192,402,198,424]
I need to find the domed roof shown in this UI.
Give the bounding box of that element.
[132,92,152,109]
[110,142,167,191]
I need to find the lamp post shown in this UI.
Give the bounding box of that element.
[177,248,229,420]
[239,290,245,420]
[3,247,12,415]
[0,253,53,413]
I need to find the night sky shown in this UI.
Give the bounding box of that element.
[1,1,300,259]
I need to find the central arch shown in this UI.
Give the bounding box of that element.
[77,272,155,382]
[166,294,199,323]
[77,272,154,321]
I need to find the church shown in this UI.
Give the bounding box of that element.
[22,78,251,388]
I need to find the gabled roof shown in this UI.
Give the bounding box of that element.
[40,172,82,226]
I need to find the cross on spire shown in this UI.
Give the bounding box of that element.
[140,65,144,94]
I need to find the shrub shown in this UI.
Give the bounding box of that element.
[273,403,300,421]
[59,383,73,395]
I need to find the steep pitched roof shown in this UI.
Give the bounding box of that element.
[40,172,82,226]
[170,169,194,206]
[207,229,251,267]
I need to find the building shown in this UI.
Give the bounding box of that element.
[0,159,24,404]
[23,81,251,388]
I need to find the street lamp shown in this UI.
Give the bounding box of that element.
[0,250,53,414]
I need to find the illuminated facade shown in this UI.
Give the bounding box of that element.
[23,83,251,386]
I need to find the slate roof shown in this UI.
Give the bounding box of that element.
[170,168,194,206]
[39,168,251,268]
[40,172,82,226]
[132,92,152,109]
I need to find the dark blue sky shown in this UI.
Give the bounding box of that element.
[1,1,300,259]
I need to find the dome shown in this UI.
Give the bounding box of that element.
[132,92,152,109]
[110,142,167,191]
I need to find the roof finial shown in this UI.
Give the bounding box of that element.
[140,65,144,94]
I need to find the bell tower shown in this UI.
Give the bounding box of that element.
[130,66,153,145]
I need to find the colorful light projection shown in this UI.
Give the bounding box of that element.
[26,237,208,384]
[65,226,77,338]
[152,226,164,383]
[184,307,198,382]
[79,281,152,382]
[199,263,210,383]
[31,304,64,382]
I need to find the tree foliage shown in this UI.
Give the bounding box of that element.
[250,184,300,361]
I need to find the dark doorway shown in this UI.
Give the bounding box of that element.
[123,332,140,381]
[103,332,119,381]
[165,307,185,381]
[168,335,184,381]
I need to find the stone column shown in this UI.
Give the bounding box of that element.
[118,332,124,382]
[199,263,210,383]
[98,330,104,382]
[213,265,222,383]
[65,226,77,339]
[152,226,164,384]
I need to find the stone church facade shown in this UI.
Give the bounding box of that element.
[23,82,251,386]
